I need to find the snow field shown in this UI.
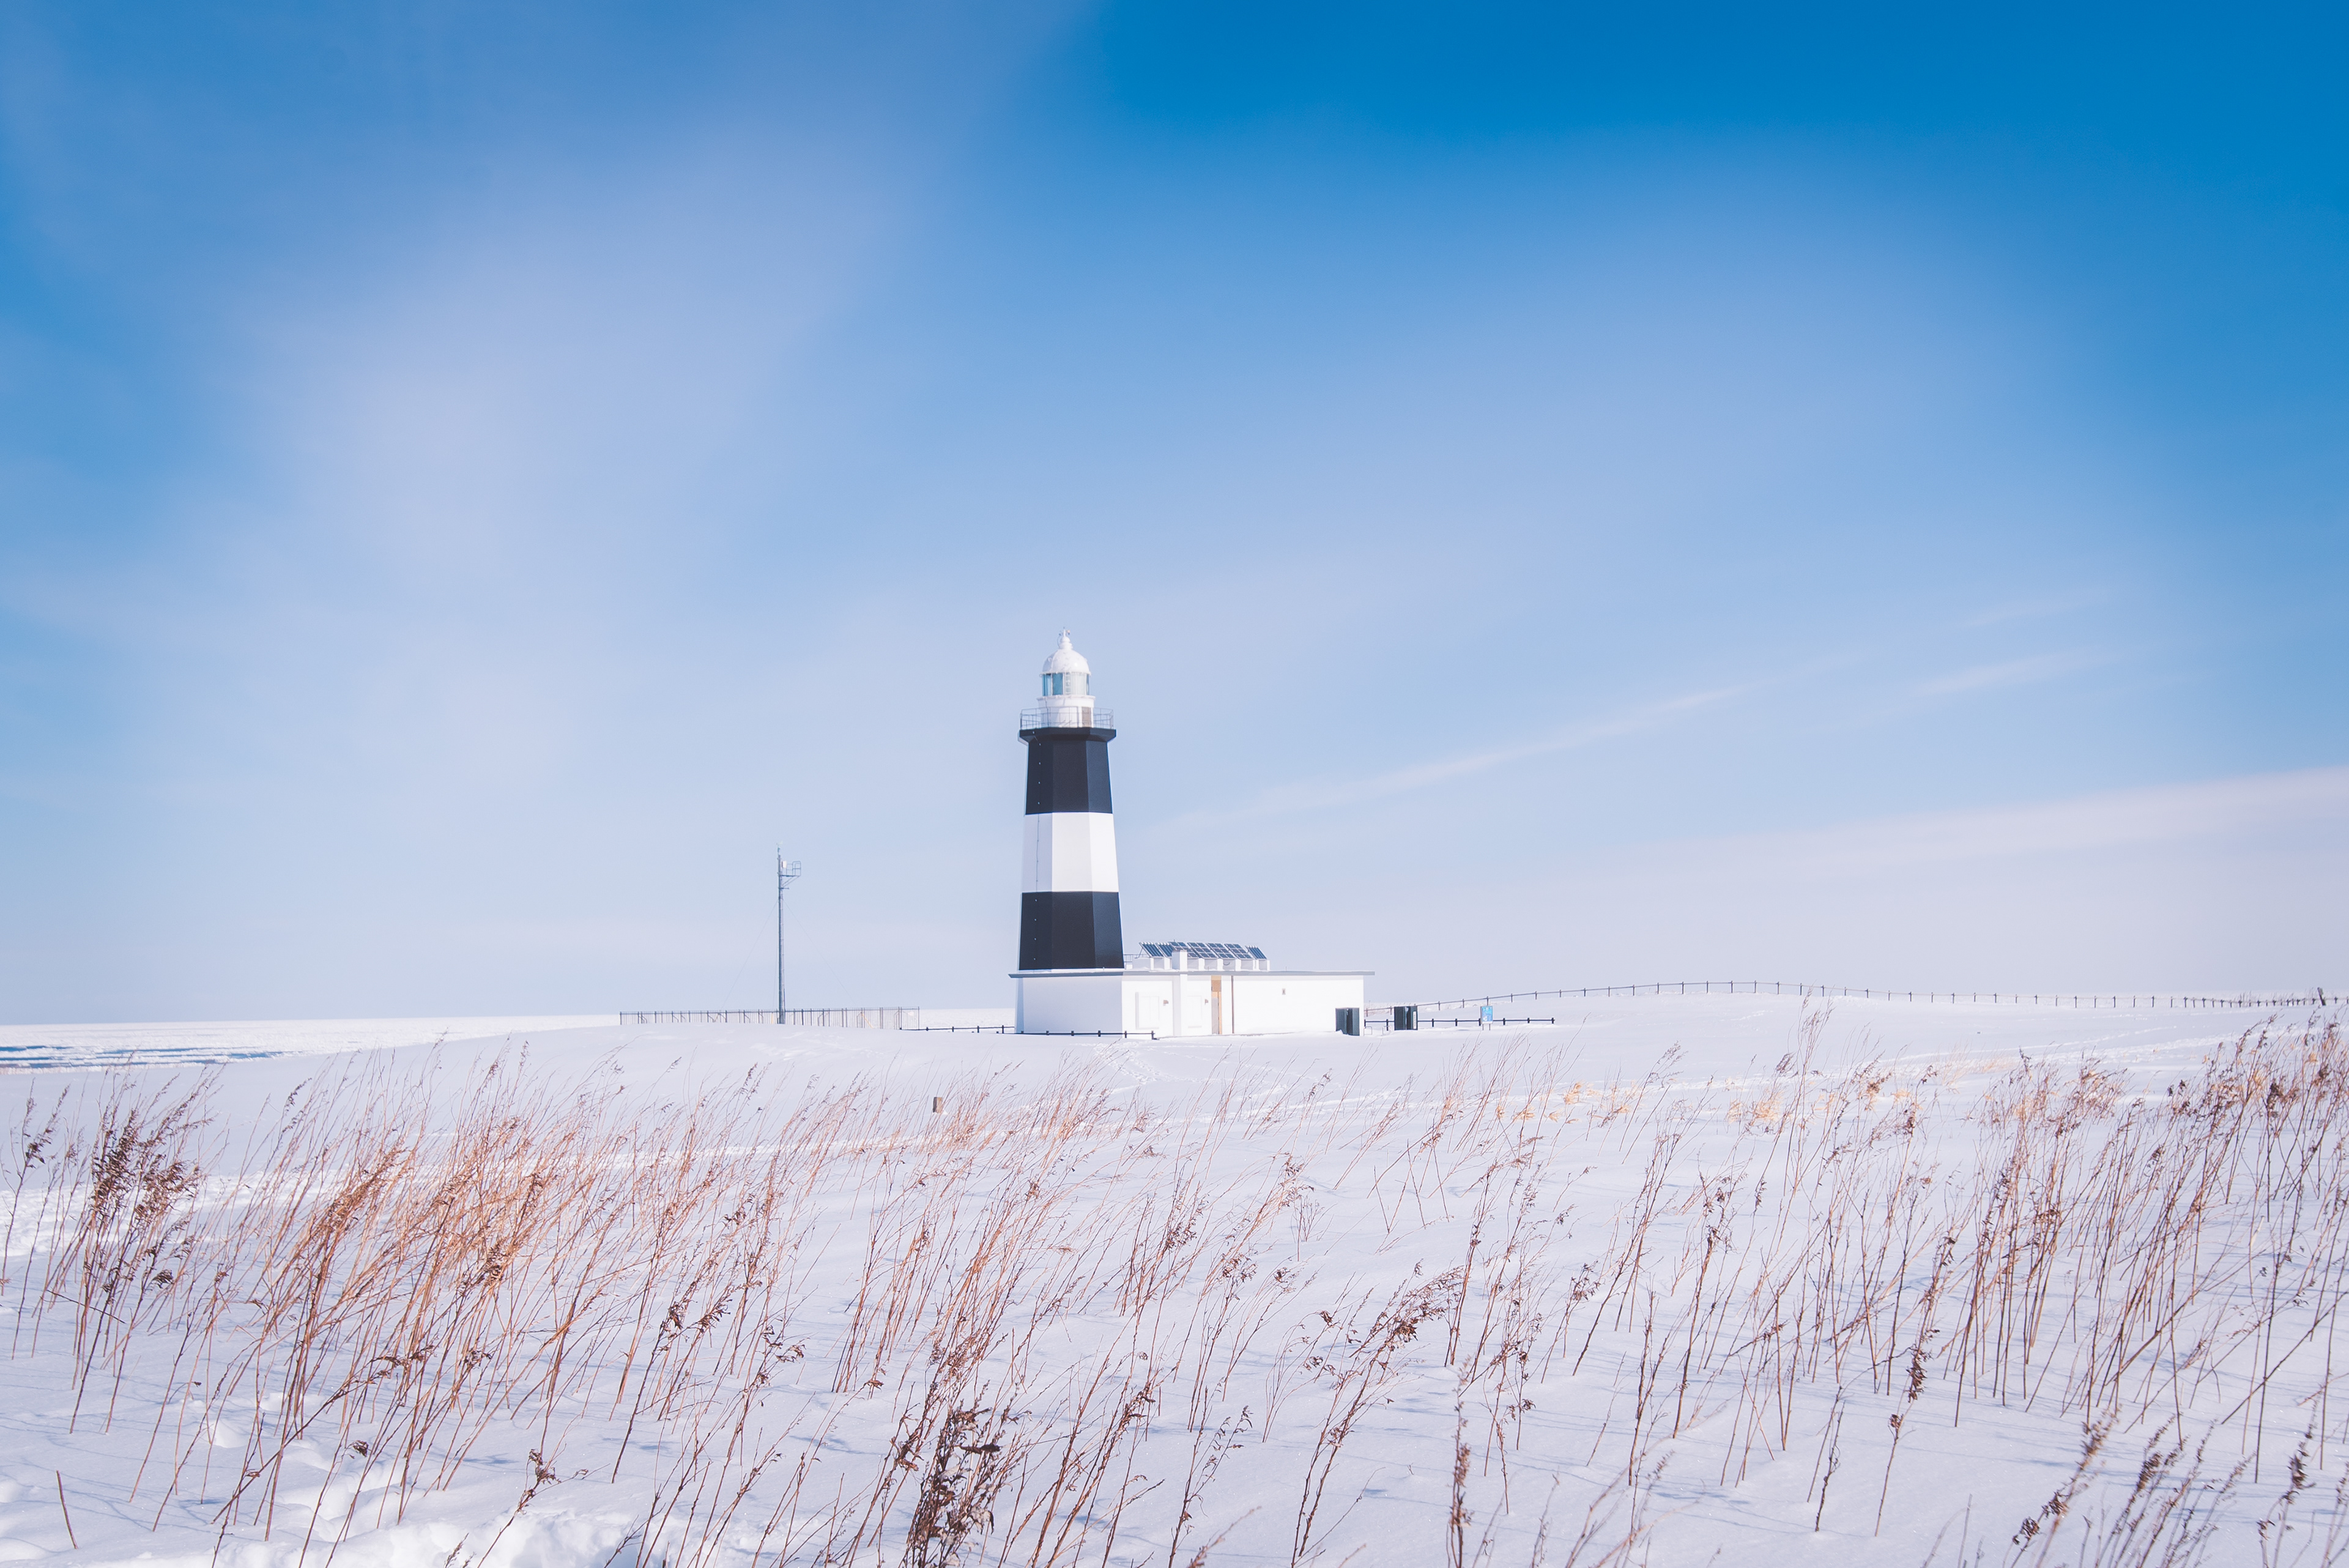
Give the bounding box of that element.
[0,1016,613,1071]
[2,997,2345,1567]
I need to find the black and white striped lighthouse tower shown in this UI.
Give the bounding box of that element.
[1018,632,1124,970]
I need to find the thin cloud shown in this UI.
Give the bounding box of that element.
[1915,649,2104,697]
[1642,764,2349,877]
[1962,589,2106,628]
[1152,685,1748,831]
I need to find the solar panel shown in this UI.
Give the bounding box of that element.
[1139,942,1266,962]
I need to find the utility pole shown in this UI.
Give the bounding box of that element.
[776,854,802,1022]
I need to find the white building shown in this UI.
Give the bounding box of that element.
[1016,942,1368,1037]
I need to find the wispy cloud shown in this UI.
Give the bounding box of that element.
[1962,589,2106,628]
[1405,765,2349,996]
[1151,685,1748,831]
[1649,764,2349,877]
[1915,648,2105,697]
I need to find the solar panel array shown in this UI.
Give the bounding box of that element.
[1138,942,1267,962]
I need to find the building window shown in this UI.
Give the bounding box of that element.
[1042,672,1089,696]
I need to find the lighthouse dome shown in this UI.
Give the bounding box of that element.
[1038,631,1093,703]
[1041,631,1091,677]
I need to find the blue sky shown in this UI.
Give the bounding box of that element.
[2,1,2343,1021]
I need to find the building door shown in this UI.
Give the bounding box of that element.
[1181,978,1210,1035]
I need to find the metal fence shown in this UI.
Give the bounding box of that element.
[623,983,2334,1038]
[1396,982,2335,1013]
[620,1014,1141,1035]
[1017,707,1115,732]
[621,1008,919,1028]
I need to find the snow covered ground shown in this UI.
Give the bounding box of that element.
[0,1016,612,1071]
[3,995,2343,1567]
[0,1013,1020,1072]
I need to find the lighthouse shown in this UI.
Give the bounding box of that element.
[1017,632,1124,970]
[1009,631,1371,1036]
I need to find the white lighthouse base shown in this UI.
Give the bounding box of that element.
[1012,968,1368,1036]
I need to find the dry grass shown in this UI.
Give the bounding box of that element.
[5,1013,2348,1566]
